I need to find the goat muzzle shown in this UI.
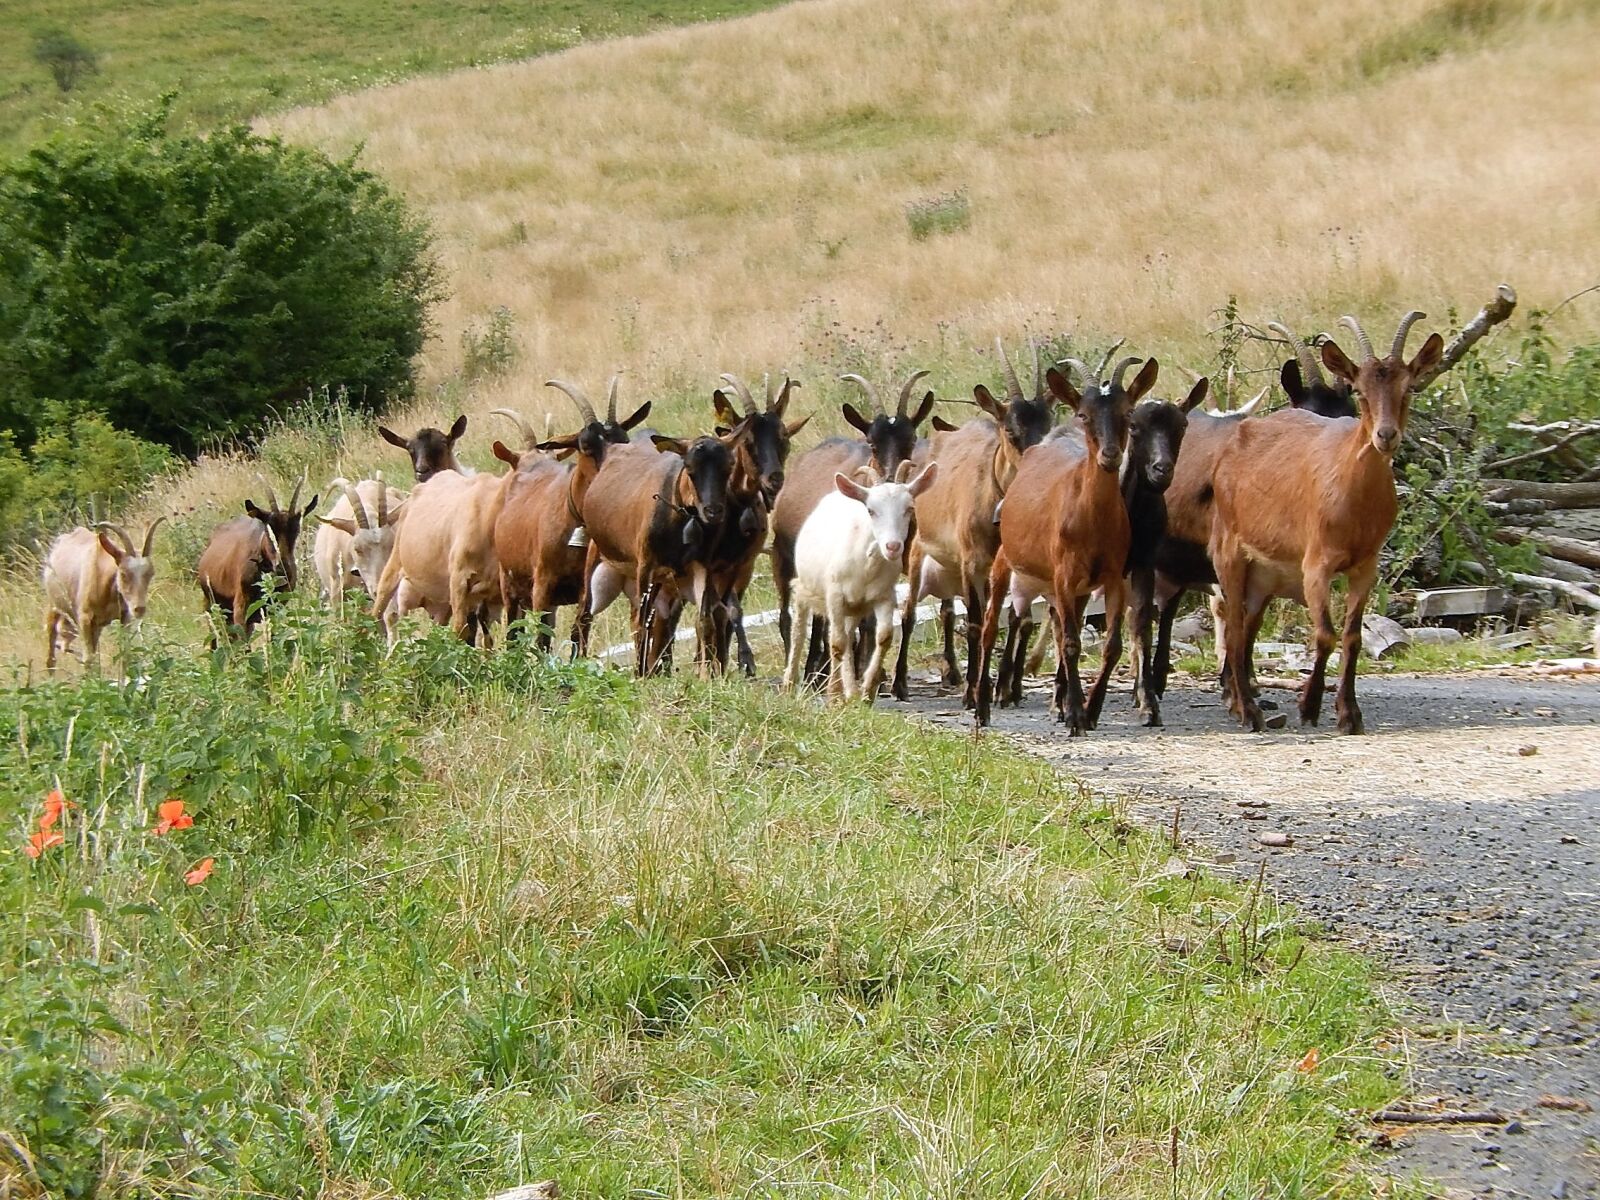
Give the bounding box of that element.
[1373,426,1400,455]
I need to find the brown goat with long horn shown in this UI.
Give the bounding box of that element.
[197,476,317,640]
[1210,309,1443,734]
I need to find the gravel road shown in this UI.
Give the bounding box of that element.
[904,670,1600,1199]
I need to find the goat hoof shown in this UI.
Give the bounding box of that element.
[1144,709,1163,729]
[1338,710,1364,735]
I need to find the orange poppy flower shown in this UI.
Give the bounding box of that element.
[184,857,215,886]
[39,789,68,830]
[25,829,64,858]
[153,799,194,836]
[1296,1047,1321,1074]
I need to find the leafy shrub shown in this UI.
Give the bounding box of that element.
[31,29,98,93]
[0,100,441,456]
[461,306,519,383]
[905,188,970,241]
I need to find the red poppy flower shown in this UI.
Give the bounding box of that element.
[39,789,68,831]
[1296,1047,1320,1074]
[184,857,215,886]
[25,829,64,858]
[153,799,194,836]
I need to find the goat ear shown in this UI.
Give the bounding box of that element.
[650,435,688,455]
[1044,366,1080,410]
[378,426,409,450]
[620,401,652,430]
[909,390,937,427]
[244,500,268,521]
[907,461,940,496]
[302,494,319,517]
[1127,358,1160,403]
[1180,377,1209,413]
[96,530,126,562]
[711,389,741,427]
[840,402,872,435]
[448,415,468,441]
[972,383,1007,422]
[1280,360,1306,406]
[324,516,359,536]
[492,440,520,467]
[783,413,813,438]
[931,414,959,433]
[833,471,869,502]
[1407,332,1445,383]
[1321,339,1360,383]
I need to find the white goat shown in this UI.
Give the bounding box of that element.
[313,475,407,607]
[43,520,164,668]
[783,463,938,702]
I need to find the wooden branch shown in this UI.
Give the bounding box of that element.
[1495,529,1600,571]
[1372,1109,1509,1126]
[1483,479,1600,508]
[1484,498,1551,517]
[1509,572,1600,611]
[1483,422,1600,471]
[1412,283,1517,391]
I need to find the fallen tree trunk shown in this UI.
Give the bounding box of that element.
[1510,572,1600,611]
[1413,283,1517,391]
[1496,529,1600,570]
[1483,480,1600,508]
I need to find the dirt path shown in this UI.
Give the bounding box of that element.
[903,670,1600,1199]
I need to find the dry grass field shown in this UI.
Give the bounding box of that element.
[272,0,1600,424]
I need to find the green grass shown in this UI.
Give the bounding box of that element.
[2,0,786,155]
[2,606,1406,1198]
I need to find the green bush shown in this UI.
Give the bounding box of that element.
[0,100,441,456]
[31,29,98,93]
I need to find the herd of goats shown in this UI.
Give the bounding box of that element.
[41,293,1515,736]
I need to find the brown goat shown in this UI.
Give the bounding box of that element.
[975,357,1157,733]
[892,338,1056,705]
[43,519,165,668]
[379,415,469,482]
[1210,311,1442,734]
[197,478,317,639]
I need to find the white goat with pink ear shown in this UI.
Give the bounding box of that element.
[42,519,164,669]
[783,462,939,702]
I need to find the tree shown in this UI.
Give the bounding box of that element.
[32,30,99,93]
[0,102,442,455]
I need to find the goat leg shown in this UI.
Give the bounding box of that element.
[729,594,758,678]
[1085,579,1125,730]
[781,597,810,691]
[974,554,1010,727]
[1153,588,1181,698]
[1299,562,1336,726]
[1129,569,1161,726]
[1216,551,1266,732]
[1054,583,1087,736]
[939,599,961,689]
[962,580,984,709]
[803,615,830,686]
[573,543,603,659]
[891,543,923,701]
[1334,560,1377,735]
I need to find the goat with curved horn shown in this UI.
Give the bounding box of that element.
[1109,356,1145,391]
[140,517,166,557]
[719,373,759,417]
[1267,320,1326,385]
[491,408,539,450]
[896,369,931,418]
[340,481,372,530]
[840,373,884,414]
[44,517,163,668]
[546,379,597,423]
[1058,358,1100,391]
[1339,315,1376,363]
[605,374,622,424]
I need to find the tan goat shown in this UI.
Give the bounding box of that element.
[43,520,165,668]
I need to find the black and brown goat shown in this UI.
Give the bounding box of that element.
[975,356,1157,733]
[891,338,1056,705]
[197,476,317,639]
[702,372,807,674]
[490,379,650,649]
[379,415,469,483]
[1272,321,1358,420]
[572,421,743,675]
[1210,310,1442,734]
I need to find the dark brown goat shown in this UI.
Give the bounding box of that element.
[1210,311,1442,734]
[975,357,1157,733]
[892,338,1056,705]
[196,477,317,639]
[379,415,468,482]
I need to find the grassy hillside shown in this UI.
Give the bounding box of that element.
[0,0,785,153]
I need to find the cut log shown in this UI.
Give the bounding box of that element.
[1483,480,1600,508]
[1509,572,1600,611]
[1536,555,1598,585]
[1412,283,1517,391]
[1413,586,1506,620]
[1494,530,1600,571]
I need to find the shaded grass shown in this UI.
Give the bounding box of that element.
[2,612,1405,1197]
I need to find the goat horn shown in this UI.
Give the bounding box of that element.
[375,470,389,526]
[605,374,622,424]
[287,471,305,513]
[1339,315,1376,363]
[840,374,883,414]
[96,522,136,554]
[896,369,931,417]
[719,373,758,416]
[995,338,1024,404]
[763,372,777,411]
[140,516,166,556]
[490,407,538,449]
[1267,320,1326,385]
[1059,358,1099,390]
[1109,356,1144,391]
[545,380,597,422]
[1236,386,1270,416]
[341,480,371,530]
[256,475,281,513]
[1030,338,1044,399]
[1391,310,1427,360]
[774,374,798,414]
